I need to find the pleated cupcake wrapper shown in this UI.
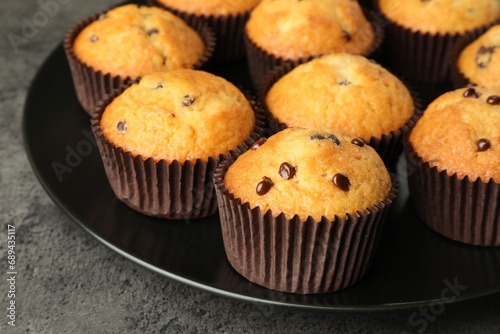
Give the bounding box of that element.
[90,88,266,220]
[148,0,251,61]
[244,6,385,90]
[214,158,398,294]
[372,0,499,84]
[404,141,500,247]
[449,37,476,89]
[450,65,473,89]
[64,6,216,116]
[258,62,423,170]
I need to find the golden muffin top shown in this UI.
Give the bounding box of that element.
[457,25,500,87]
[100,69,256,163]
[409,86,500,182]
[246,0,376,60]
[73,4,205,79]
[265,54,415,140]
[224,128,393,221]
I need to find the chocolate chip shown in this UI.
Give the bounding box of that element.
[163,57,168,66]
[251,138,267,150]
[338,80,351,86]
[155,83,163,89]
[487,95,500,105]
[147,28,159,36]
[279,162,296,180]
[311,134,325,140]
[333,173,350,192]
[477,138,491,152]
[351,138,365,147]
[342,30,351,42]
[463,87,481,98]
[182,94,195,106]
[475,46,496,68]
[327,134,340,145]
[90,34,99,43]
[117,120,127,133]
[256,177,274,196]
[310,133,340,145]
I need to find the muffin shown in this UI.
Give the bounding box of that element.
[148,0,261,60]
[406,86,500,246]
[64,4,215,115]
[215,128,397,294]
[244,0,381,88]
[376,0,500,83]
[262,54,419,168]
[91,69,264,219]
[453,25,500,88]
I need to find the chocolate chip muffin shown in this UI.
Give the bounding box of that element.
[65,4,214,114]
[92,69,264,219]
[405,86,500,246]
[263,54,418,168]
[73,4,206,79]
[409,87,500,182]
[247,0,375,60]
[376,0,500,83]
[454,25,500,88]
[245,0,380,88]
[100,69,256,163]
[224,128,392,220]
[378,0,500,34]
[149,0,262,60]
[215,128,397,293]
[265,54,414,140]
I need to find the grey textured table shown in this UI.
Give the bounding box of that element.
[1,1,499,333]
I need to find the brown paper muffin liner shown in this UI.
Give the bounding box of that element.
[64,6,216,115]
[373,1,499,84]
[404,140,500,247]
[449,37,476,89]
[258,62,423,170]
[147,0,251,61]
[90,88,266,220]
[450,66,472,89]
[244,7,385,90]
[214,157,398,294]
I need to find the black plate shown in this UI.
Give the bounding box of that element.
[23,43,500,312]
